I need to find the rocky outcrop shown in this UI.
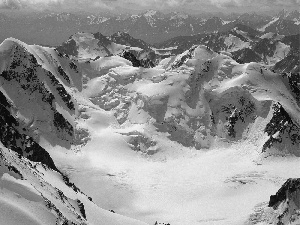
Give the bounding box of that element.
[273,34,300,74]
[231,48,262,64]
[280,73,300,106]
[206,86,267,140]
[247,179,300,225]
[268,178,300,224]
[0,91,58,171]
[110,31,151,50]
[56,38,79,57]
[269,178,300,209]
[262,103,300,156]
[0,41,75,146]
[119,51,141,67]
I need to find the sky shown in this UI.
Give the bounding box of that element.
[0,0,299,14]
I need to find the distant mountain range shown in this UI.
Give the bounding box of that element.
[0,9,299,46]
[54,23,299,74]
[156,24,299,73]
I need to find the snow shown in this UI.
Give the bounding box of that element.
[260,32,275,39]
[1,37,300,225]
[221,19,231,25]
[70,33,127,60]
[58,46,300,224]
[258,17,279,32]
[224,34,251,52]
[293,18,300,25]
[234,28,251,41]
[266,41,290,65]
[170,12,189,20]
[55,125,300,225]
[144,10,158,18]
[129,46,144,51]
[143,10,158,27]
[0,142,147,225]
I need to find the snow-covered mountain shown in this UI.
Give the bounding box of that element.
[258,10,300,35]
[0,38,148,225]
[273,34,300,73]
[0,10,298,46]
[0,35,299,224]
[157,25,300,73]
[56,32,156,68]
[157,24,260,53]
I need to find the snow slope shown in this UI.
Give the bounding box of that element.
[0,38,299,225]
[62,44,299,224]
[0,142,147,225]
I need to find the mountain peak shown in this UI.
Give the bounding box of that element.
[277,9,288,19]
[114,31,129,36]
[144,10,159,17]
[170,11,189,20]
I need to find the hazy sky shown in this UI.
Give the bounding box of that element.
[0,0,299,14]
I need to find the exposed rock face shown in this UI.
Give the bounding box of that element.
[56,38,79,57]
[0,38,93,174]
[139,58,156,68]
[0,91,57,171]
[207,86,265,140]
[269,178,300,209]
[263,103,300,156]
[169,45,197,69]
[263,17,300,36]
[268,178,300,224]
[93,32,112,47]
[0,40,75,147]
[273,34,300,74]
[280,73,300,106]
[110,31,151,50]
[119,50,156,68]
[0,145,89,225]
[231,48,262,64]
[247,179,300,225]
[55,32,157,65]
[120,51,141,67]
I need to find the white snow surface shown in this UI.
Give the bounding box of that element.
[60,46,300,224]
[258,17,280,32]
[0,39,300,225]
[71,32,127,60]
[224,34,251,52]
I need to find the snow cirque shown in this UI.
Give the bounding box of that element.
[0,37,299,225]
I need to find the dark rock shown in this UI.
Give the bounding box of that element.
[231,48,262,64]
[280,72,300,106]
[110,31,151,50]
[46,71,75,111]
[120,51,141,67]
[0,92,58,171]
[273,34,300,74]
[57,65,70,83]
[56,38,79,57]
[262,103,300,155]
[93,32,112,47]
[77,199,87,219]
[269,178,300,209]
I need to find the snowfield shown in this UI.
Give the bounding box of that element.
[0,38,299,225]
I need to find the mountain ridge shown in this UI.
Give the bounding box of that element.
[0,31,299,224]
